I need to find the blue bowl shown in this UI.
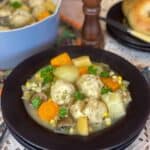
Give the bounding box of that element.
[0,0,62,69]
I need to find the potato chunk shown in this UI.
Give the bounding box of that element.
[72,56,92,67]
[76,116,89,136]
[102,92,126,120]
[54,65,79,83]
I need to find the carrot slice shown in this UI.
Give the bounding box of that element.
[50,52,72,67]
[60,13,82,31]
[37,11,50,21]
[38,100,59,122]
[79,66,88,75]
[101,77,120,91]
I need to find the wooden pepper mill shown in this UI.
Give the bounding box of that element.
[82,0,104,48]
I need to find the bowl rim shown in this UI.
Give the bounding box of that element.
[1,46,150,149]
[0,0,62,33]
[8,121,141,150]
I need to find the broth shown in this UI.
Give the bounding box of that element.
[22,53,132,136]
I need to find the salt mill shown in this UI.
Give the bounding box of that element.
[82,0,104,48]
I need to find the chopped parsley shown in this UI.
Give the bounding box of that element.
[59,107,68,118]
[88,65,98,75]
[10,1,22,9]
[31,97,41,109]
[101,87,112,95]
[74,91,85,100]
[100,71,110,78]
[40,65,55,84]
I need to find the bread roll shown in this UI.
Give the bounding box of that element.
[122,0,150,35]
[122,0,138,17]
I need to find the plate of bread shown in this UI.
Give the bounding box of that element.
[106,0,150,52]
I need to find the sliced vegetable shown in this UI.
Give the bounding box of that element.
[76,116,89,136]
[102,92,126,120]
[37,11,50,21]
[54,65,79,82]
[101,87,112,95]
[101,77,120,91]
[88,65,98,75]
[100,71,110,78]
[38,100,59,122]
[31,97,42,109]
[72,56,92,67]
[78,66,88,75]
[59,107,68,118]
[10,1,22,8]
[50,53,72,67]
[74,91,85,100]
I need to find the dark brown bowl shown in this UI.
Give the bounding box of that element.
[8,124,140,150]
[1,46,150,150]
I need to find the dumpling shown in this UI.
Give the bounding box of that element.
[10,10,34,27]
[76,74,103,99]
[32,5,47,19]
[50,80,75,105]
[28,0,45,8]
[83,99,107,124]
[0,8,11,17]
[70,98,107,124]
[70,101,85,120]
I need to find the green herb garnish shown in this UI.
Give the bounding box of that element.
[40,65,55,84]
[100,71,110,78]
[40,65,55,76]
[43,74,54,84]
[59,107,68,118]
[31,97,41,109]
[74,91,85,100]
[101,87,112,95]
[88,65,98,75]
[10,1,22,9]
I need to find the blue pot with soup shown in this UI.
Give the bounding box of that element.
[0,0,62,69]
